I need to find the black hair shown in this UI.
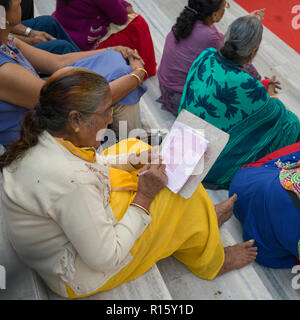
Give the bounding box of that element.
[0,0,11,10]
[173,0,223,42]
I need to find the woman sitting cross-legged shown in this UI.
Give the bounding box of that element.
[0,67,257,299]
[179,15,300,189]
[0,0,147,147]
[230,142,300,268]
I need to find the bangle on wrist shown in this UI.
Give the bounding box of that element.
[135,67,148,78]
[24,27,32,37]
[130,202,150,215]
[130,73,142,85]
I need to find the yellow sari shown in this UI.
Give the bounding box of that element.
[56,138,225,298]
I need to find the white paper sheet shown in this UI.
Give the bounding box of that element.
[160,121,208,194]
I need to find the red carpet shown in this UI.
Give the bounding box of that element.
[234,0,300,54]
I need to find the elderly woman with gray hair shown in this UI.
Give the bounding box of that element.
[179,15,300,189]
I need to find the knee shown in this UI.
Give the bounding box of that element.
[38,40,78,54]
[37,15,57,26]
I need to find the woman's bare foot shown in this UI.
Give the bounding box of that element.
[215,194,238,227]
[217,240,258,276]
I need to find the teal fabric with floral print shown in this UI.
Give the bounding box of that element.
[178,48,300,188]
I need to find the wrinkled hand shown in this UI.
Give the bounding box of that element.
[112,46,144,63]
[251,8,265,21]
[128,53,145,73]
[126,5,135,14]
[29,30,56,45]
[136,157,168,201]
[266,76,282,96]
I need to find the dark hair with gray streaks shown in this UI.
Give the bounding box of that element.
[220,15,263,64]
[0,67,110,171]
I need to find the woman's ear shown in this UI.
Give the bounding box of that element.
[250,46,259,62]
[68,110,82,133]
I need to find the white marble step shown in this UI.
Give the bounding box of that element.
[48,264,172,300]
[34,1,55,17]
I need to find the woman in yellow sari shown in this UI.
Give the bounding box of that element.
[0,67,257,298]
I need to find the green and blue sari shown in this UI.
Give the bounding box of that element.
[178,48,300,188]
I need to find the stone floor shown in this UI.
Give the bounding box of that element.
[0,0,299,300]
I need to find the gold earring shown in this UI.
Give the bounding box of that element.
[75,128,80,133]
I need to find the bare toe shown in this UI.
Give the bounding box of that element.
[217,240,257,276]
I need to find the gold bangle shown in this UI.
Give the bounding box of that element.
[135,67,148,78]
[130,73,142,85]
[270,95,279,99]
[130,202,150,215]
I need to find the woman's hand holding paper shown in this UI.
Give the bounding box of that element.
[133,157,168,210]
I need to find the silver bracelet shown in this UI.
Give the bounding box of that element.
[24,27,32,37]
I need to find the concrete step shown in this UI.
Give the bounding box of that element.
[48,265,172,300]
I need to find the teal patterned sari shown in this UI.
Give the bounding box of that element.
[178,48,300,188]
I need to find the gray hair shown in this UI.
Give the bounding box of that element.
[221,15,263,62]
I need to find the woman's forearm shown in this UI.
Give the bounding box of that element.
[14,36,145,104]
[109,69,145,105]
[58,52,146,105]
[12,37,105,75]
[57,48,108,70]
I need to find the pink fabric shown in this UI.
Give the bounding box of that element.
[53,0,131,51]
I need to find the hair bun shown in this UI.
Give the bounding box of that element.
[221,40,239,60]
[224,40,237,52]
